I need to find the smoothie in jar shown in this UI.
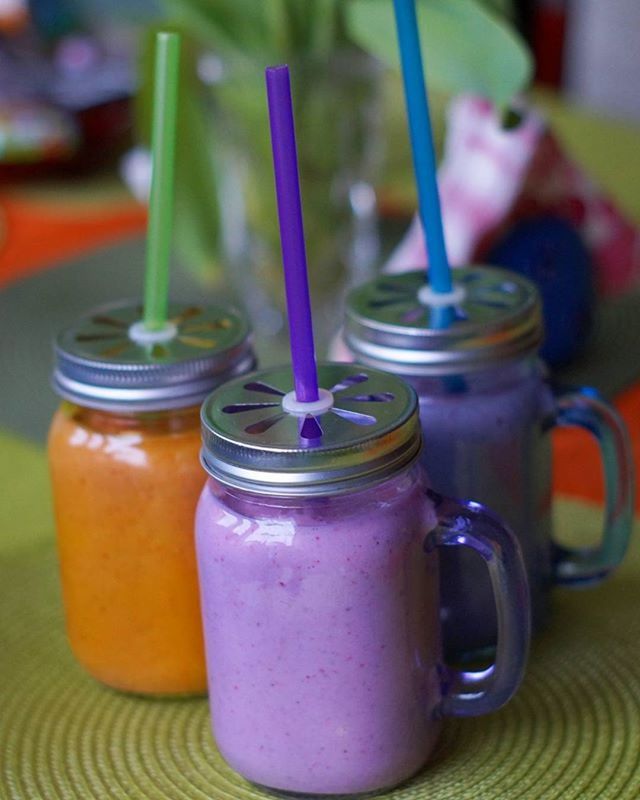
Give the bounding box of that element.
[49,403,205,694]
[415,361,553,655]
[195,362,531,796]
[197,469,440,794]
[340,267,634,657]
[48,301,255,695]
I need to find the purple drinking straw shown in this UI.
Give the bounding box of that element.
[266,65,319,403]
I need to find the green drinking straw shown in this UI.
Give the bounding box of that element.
[143,31,181,332]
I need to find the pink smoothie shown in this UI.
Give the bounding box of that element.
[195,466,442,795]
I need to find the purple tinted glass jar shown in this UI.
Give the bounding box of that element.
[340,267,635,657]
[195,363,530,796]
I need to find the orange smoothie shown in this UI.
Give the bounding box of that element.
[48,402,207,695]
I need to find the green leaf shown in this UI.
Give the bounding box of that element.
[477,0,515,21]
[158,0,344,62]
[172,67,224,282]
[161,0,274,63]
[347,0,532,107]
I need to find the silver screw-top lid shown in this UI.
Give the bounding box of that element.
[53,300,255,412]
[344,266,543,376]
[200,363,421,496]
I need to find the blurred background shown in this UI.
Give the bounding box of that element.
[1,0,639,441]
[2,6,639,797]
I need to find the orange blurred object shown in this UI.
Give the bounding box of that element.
[48,403,207,696]
[554,382,640,512]
[0,190,146,288]
[0,0,29,33]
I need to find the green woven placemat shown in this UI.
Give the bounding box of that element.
[1,496,639,800]
[0,430,52,556]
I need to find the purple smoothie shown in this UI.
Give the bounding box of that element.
[196,465,442,796]
[196,362,532,794]
[333,268,556,657]
[414,360,555,656]
[329,336,554,654]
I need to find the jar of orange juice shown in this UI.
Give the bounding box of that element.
[48,300,255,696]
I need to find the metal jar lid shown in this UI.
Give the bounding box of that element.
[53,300,255,412]
[344,266,543,376]
[200,363,421,496]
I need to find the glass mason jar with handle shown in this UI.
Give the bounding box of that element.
[196,363,530,796]
[48,300,255,696]
[337,266,635,658]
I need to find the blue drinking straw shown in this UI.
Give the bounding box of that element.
[393,0,452,294]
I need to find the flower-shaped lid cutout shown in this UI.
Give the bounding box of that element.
[344,266,543,375]
[53,300,254,412]
[201,363,420,496]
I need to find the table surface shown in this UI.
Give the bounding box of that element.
[1,445,638,800]
[1,89,639,799]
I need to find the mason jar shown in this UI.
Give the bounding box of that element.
[48,300,254,695]
[195,362,530,796]
[337,266,634,657]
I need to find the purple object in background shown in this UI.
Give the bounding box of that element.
[265,65,319,403]
[335,267,635,657]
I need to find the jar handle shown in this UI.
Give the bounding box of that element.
[549,388,635,585]
[425,490,531,717]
